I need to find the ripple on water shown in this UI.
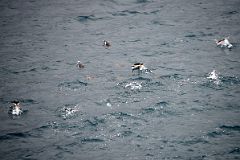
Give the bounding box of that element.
[221,76,240,86]
[220,125,240,132]
[111,10,140,17]
[0,132,32,140]
[207,125,240,138]
[95,99,112,108]
[81,137,105,144]
[131,77,152,82]
[106,111,147,123]
[146,80,164,88]
[136,0,149,3]
[120,130,133,137]
[83,116,105,127]
[44,121,82,135]
[76,15,96,22]
[111,9,159,17]
[160,74,183,81]
[229,147,240,154]
[222,10,239,17]
[176,137,209,146]
[140,101,174,117]
[185,34,197,38]
[21,99,38,104]
[58,80,87,91]
[76,15,111,23]
[108,112,135,120]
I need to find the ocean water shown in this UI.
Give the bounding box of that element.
[0,0,240,159]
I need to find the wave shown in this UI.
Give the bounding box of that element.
[111,9,159,17]
[107,111,147,122]
[139,101,177,117]
[136,0,149,3]
[120,130,133,137]
[81,137,104,143]
[21,99,38,104]
[207,125,240,138]
[83,116,105,127]
[229,147,240,154]
[160,74,183,80]
[58,80,87,91]
[220,125,240,132]
[221,10,239,18]
[76,15,97,22]
[151,20,175,26]
[221,76,240,85]
[176,137,209,146]
[0,132,32,140]
[76,15,112,23]
[1,65,57,76]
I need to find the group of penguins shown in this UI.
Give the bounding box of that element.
[9,37,233,116]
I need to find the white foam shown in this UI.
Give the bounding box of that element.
[106,102,112,107]
[207,70,218,80]
[125,82,142,90]
[207,70,221,85]
[61,106,80,119]
[12,107,23,115]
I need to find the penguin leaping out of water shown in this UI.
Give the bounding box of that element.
[215,37,233,49]
[9,100,23,116]
[131,63,152,73]
[103,40,111,48]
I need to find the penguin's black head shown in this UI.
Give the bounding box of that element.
[11,100,19,104]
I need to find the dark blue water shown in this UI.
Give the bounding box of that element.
[0,0,240,159]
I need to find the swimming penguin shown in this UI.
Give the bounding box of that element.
[76,61,84,69]
[131,63,151,73]
[215,37,233,49]
[9,100,23,116]
[103,40,111,48]
[132,63,146,71]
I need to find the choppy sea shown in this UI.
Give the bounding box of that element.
[0,0,240,159]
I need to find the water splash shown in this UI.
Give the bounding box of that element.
[59,105,80,119]
[207,70,220,85]
[207,70,218,80]
[125,81,142,90]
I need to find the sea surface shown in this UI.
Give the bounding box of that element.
[0,0,240,159]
